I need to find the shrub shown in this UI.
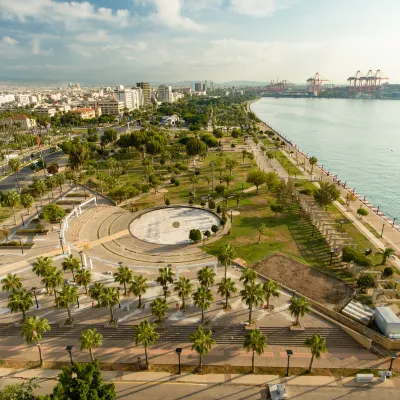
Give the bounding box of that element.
[357,274,375,293]
[189,229,202,243]
[189,198,194,205]
[384,266,394,277]
[342,246,372,267]
[270,203,284,214]
[215,185,225,195]
[16,228,49,235]
[165,198,171,206]
[195,169,201,176]
[299,188,313,195]
[170,177,176,184]
[217,205,221,214]
[41,204,66,222]
[56,200,82,205]
[357,207,369,218]
[200,201,206,207]
[221,216,227,226]
[211,224,219,234]
[208,199,216,209]
[0,241,33,248]
[174,179,180,187]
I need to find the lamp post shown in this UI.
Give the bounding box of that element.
[381,223,385,238]
[31,287,39,308]
[393,217,397,227]
[66,345,73,365]
[286,350,293,376]
[76,295,80,309]
[389,355,396,372]
[21,215,25,227]
[163,285,168,300]
[311,224,315,237]
[340,220,345,230]
[36,205,40,215]
[19,239,24,255]
[330,250,334,266]
[117,287,121,308]
[175,348,182,374]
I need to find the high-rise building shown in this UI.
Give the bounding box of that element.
[136,82,151,106]
[157,84,174,103]
[96,99,124,115]
[194,82,203,92]
[113,85,143,110]
[205,80,214,91]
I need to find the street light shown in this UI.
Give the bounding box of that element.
[330,250,334,266]
[66,345,73,365]
[117,287,121,308]
[21,215,25,227]
[31,287,39,308]
[163,285,168,300]
[381,223,385,237]
[175,348,183,374]
[286,350,293,376]
[58,231,65,254]
[389,355,397,372]
[340,220,345,230]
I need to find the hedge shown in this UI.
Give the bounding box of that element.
[56,200,82,205]
[16,229,49,235]
[342,246,372,267]
[0,241,33,248]
[66,193,91,198]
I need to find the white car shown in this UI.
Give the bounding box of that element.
[269,384,288,400]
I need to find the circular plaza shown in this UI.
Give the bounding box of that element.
[129,206,221,245]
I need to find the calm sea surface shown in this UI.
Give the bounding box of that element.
[251,98,400,219]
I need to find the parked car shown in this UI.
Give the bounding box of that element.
[269,384,288,400]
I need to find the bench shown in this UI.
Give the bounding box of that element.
[356,374,374,383]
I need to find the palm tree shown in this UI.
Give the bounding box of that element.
[174,276,193,309]
[234,190,242,207]
[241,149,247,163]
[114,265,134,296]
[257,223,266,244]
[289,297,311,326]
[20,193,34,215]
[75,269,92,294]
[5,190,20,225]
[309,156,318,175]
[88,282,104,307]
[8,158,22,189]
[189,175,200,197]
[156,267,174,300]
[8,289,33,321]
[130,275,149,309]
[134,320,159,370]
[304,334,328,372]
[243,329,268,373]
[150,298,168,322]
[377,247,396,265]
[32,256,53,278]
[223,174,234,188]
[79,328,103,362]
[61,255,81,281]
[240,281,264,324]
[263,279,280,309]
[225,158,238,176]
[21,316,50,367]
[99,287,120,323]
[240,267,257,285]
[189,326,216,372]
[217,278,238,310]
[1,273,23,292]
[217,243,236,279]
[42,267,63,298]
[204,176,211,190]
[192,286,214,323]
[197,267,216,288]
[56,285,78,323]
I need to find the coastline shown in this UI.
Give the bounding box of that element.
[249,99,400,234]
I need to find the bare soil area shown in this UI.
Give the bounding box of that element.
[253,255,354,310]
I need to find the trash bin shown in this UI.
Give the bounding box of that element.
[365,248,372,256]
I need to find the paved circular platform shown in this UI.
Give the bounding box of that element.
[129,206,221,245]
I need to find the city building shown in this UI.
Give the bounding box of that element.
[71,108,96,119]
[113,85,143,110]
[136,82,151,106]
[0,94,15,105]
[15,94,30,106]
[157,84,174,103]
[34,107,57,117]
[161,115,180,126]
[0,115,37,131]
[205,80,214,91]
[96,99,124,116]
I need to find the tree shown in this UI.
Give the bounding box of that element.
[240,281,264,324]
[357,274,375,293]
[0,379,40,399]
[79,328,103,362]
[32,256,53,278]
[114,265,134,296]
[8,289,33,321]
[1,273,22,292]
[99,287,120,322]
[217,243,236,279]
[47,162,59,175]
[304,334,327,372]
[56,285,78,323]
[87,127,99,142]
[240,267,257,285]
[189,229,202,243]
[189,175,200,197]
[54,173,66,191]
[4,190,20,225]
[192,286,214,323]
[45,360,116,399]
[234,190,242,207]
[309,156,318,175]
[20,193,34,215]
[263,279,280,309]
[75,269,92,294]
[150,298,168,322]
[174,276,193,309]
[197,267,216,288]
[130,275,149,309]
[89,282,104,307]
[189,326,215,372]
[246,169,267,193]
[41,266,63,297]
[222,174,234,188]
[241,149,248,163]
[8,158,21,188]
[377,247,396,265]
[243,329,267,373]
[211,224,219,235]
[61,255,81,281]
[217,277,238,310]
[289,297,311,326]
[257,223,267,244]
[225,158,238,176]
[33,179,46,197]
[357,207,369,219]
[41,203,66,222]
[21,315,50,367]
[134,320,159,370]
[266,151,275,163]
[265,171,279,192]
[68,140,90,170]
[186,137,207,158]
[270,203,284,215]
[156,267,174,300]
[101,129,118,147]
[314,182,340,208]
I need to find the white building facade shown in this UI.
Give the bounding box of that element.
[113,85,143,110]
[157,84,174,103]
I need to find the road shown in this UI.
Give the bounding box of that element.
[0,379,399,399]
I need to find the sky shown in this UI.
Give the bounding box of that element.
[0,0,399,85]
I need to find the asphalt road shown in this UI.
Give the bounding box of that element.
[0,379,399,399]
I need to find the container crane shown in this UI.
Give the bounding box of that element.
[306,72,329,96]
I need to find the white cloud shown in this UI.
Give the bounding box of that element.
[75,30,111,43]
[68,43,92,57]
[230,0,289,17]
[1,36,18,45]
[32,38,40,54]
[138,0,203,31]
[0,0,132,26]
